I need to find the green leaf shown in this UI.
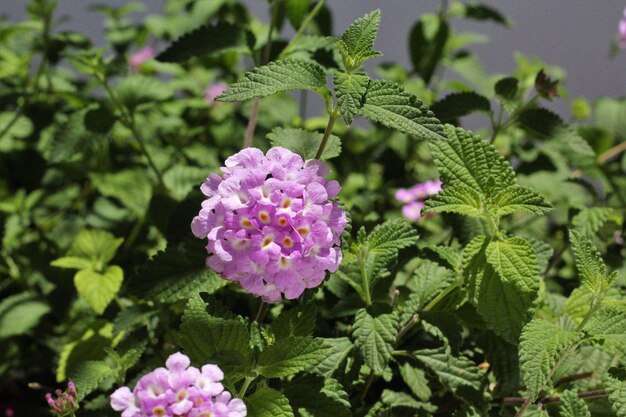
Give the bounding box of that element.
[157,22,250,63]
[163,165,208,201]
[464,4,509,26]
[569,230,606,292]
[494,77,519,100]
[56,322,114,382]
[308,337,353,377]
[336,10,382,68]
[285,0,311,29]
[52,229,123,270]
[358,80,446,141]
[90,169,153,217]
[267,127,341,160]
[518,107,564,138]
[381,389,435,412]
[430,92,491,123]
[0,293,50,338]
[492,185,553,216]
[257,336,331,378]
[405,259,456,311]
[409,15,449,84]
[605,367,626,417]
[414,348,485,404]
[586,304,626,346]
[559,389,591,417]
[217,59,329,102]
[179,294,250,368]
[352,306,398,374]
[115,75,172,109]
[424,183,484,217]
[127,239,227,303]
[71,360,114,401]
[271,303,317,340]
[519,319,580,400]
[399,363,432,401]
[74,265,124,315]
[334,71,368,125]
[283,375,351,417]
[572,207,614,237]
[246,387,294,417]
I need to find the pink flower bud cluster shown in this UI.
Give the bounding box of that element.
[45,380,78,416]
[395,180,442,221]
[111,352,246,417]
[129,47,156,70]
[191,147,346,303]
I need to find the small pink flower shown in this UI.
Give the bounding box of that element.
[45,380,78,416]
[402,201,425,221]
[395,179,442,221]
[129,47,156,70]
[205,82,228,104]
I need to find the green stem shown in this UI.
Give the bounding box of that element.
[254,301,268,323]
[314,105,339,160]
[279,0,326,59]
[237,376,255,398]
[358,248,372,305]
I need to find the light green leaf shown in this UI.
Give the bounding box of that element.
[157,22,250,63]
[246,387,294,417]
[179,294,250,365]
[334,71,368,125]
[336,9,382,68]
[404,259,456,312]
[569,230,606,292]
[559,389,591,417]
[424,183,483,217]
[52,229,123,270]
[127,239,227,303]
[285,0,311,29]
[257,336,330,378]
[90,169,153,217]
[606,367,626,417]
[586,304,626,346]
[492,185,553,216]
[267,127,341,160]
[217,59,329,102]
[399,363,431,401]
[519,319,580,400]
[163,165,208,201]
[572,207,615,237]
[352,306,398,374]
[0,293,50,338]
[71,360,114,401]
[308,337,353,377]
[56,322,114,382]
[359,80,446,141]
[51,256,93,270]
[74,265,124,315]
[115,75,172,109]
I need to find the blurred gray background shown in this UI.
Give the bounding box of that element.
[3,0,626,118]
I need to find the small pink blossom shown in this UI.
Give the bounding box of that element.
[205,82,228,104]
[129,47,156,70]
[395,179,441,221]
[402,201,425,221]
[45,380,78,416]
[619,8,626,48]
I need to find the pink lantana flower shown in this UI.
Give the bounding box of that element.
[45,380,78,416]
[129,47,156,70]
[205,82,228,104]
[619,8,626,48]
[192,147,346,303]
[110,352,246,417]
[395,179,442,221]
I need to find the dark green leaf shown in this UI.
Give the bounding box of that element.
[430,92,491,123]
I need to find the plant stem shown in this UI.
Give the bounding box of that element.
[357,248,372,305]
[360,372,376,402]
[243,97,260,148]
[597,140,626,165]
[279,0,326,59]
[237,376,255,398]
[254,301,268,323]
[315,106,339,160]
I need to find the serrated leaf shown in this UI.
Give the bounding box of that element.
[115,75,172,109]
[52,229,123,270]
[606,367,626,417]
[572,207,614,237]
[246,387,294,417]
[271,303,317,340]
[307,337,353,377]
[257,336,330,378]
[90,169,152,217]
[519,319,580,400]
[482,331,521,392]
[179,294,250,366]
[157,22,249,62]
[74,266,123,315]
[336,9,382,68]
[494,77,518,100]
[405,259,456,311]
[334,71,368,125]
[559,389,591,417]
[430,92,491,123]
[381,389,435,412]
[217,59,329,102]
[569,230,606,292]
[424,183,483,217]
[586,305,626,346]
[127,240,227,303]
[359,79,446,141]
[352,306,398,374]
[283,375,351,417]
[56,322,114,382]
[71,360,113,401]
[492,185,553,216]
[409,16,449,84]
[0,293,50,338]
[399,363,432,401]
[518,107,564,137]
[267,127,341,160]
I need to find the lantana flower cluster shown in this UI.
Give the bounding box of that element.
[110,352,246,417]
[395,180,442,220]
[45,380,78,416]
[191,147,346,303]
